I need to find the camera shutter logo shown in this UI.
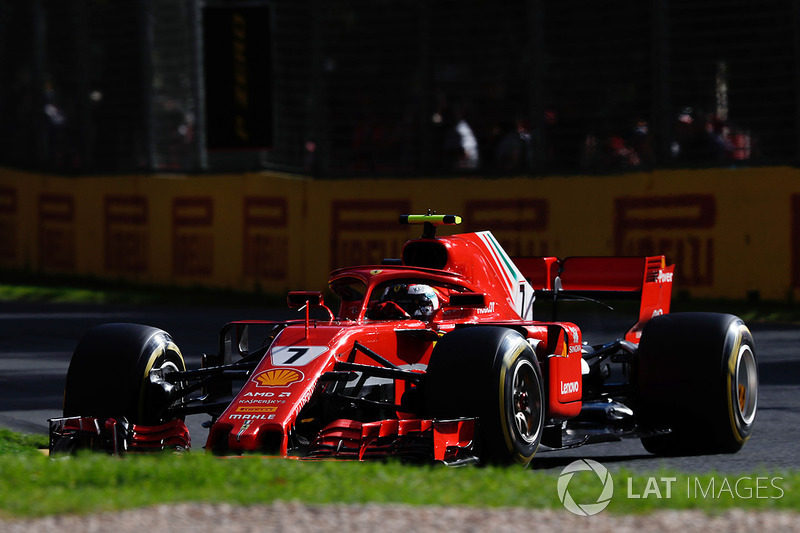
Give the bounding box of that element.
[557,459,614,516]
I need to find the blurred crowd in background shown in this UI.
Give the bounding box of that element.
[0,0,789,177]
[346,100,756,175]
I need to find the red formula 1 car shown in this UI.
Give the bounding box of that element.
[50,215,758,465]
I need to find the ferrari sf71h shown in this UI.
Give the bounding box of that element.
[50,214,758,465]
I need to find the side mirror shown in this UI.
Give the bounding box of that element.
[287,291,335,322]
[287,291,325,308]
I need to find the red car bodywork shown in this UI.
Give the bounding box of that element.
[202,226,673,459]
[51,216,677,464]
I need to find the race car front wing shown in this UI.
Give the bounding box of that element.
[48,416,190,456]
[48,414,477,465]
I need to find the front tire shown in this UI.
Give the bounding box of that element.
[424,327,545,466]
[63,323,186,425]
[635,312,758,455]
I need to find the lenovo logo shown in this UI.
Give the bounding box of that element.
[560,380,580,395]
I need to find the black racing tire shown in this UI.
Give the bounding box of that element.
[424,326,545,466]
[635,312,758,456]
[63,323,186,425]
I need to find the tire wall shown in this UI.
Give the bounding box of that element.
[0,165,794,300]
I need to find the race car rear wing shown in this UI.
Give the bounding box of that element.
[514,255,674,342]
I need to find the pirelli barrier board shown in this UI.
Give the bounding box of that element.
[0,166,795,300]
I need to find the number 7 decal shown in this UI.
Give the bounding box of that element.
[270,346,328,366]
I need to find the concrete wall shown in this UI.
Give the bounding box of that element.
[0,166,796,300]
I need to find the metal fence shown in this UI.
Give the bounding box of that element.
[1,0,798,177]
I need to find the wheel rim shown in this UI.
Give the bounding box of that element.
[511,359,543,444]
[735,344,758,425]
[140,359,183,423]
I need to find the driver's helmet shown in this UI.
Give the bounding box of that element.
[380,283,440,319]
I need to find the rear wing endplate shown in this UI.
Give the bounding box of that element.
[514,256,674,342]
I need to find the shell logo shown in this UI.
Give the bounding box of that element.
[253,368,304,387]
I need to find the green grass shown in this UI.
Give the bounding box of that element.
[0,270,281,307]
[670,295,800,324]
[0,430,797,518]
[0,428,48,455]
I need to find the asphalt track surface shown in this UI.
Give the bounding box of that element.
[0,300,798,473]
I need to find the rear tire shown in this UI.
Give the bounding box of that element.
[63,323,186,425]
[424,327,544,466]
[635,313,757,455]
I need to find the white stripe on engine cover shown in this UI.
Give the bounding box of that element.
[476,231,535,320]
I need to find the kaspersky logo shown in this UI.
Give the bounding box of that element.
[557,459,614,516]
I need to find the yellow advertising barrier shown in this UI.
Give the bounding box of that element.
[0,165,796,300]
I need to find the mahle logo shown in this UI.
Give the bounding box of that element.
[557,459,614,516]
